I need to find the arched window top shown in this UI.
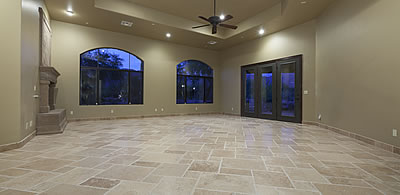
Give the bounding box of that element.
[80,48,143,71]
[177,60,213,77]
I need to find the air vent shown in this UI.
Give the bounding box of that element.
[121,21,133,27]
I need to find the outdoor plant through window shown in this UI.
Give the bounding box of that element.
[176,60,213,104]
[80,48,143,105]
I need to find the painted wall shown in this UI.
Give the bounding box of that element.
[316,0,400,147]
[20,0,49,141]
[0,0,22,145]
[51,21,221,120]
[219,20,316,122]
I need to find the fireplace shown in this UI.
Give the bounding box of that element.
[36,67,67,135]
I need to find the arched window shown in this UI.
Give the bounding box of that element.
[177,60,213,104]
[80,48,143,105]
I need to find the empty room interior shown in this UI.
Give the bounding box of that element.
[1,0,400,194]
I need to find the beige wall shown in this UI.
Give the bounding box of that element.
[0,0,22,145]
[316,0,400,147]
[20,0,48,141]
[51,21,221,120]
[219,20,316,122]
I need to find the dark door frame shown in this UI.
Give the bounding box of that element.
[240,55,303,123]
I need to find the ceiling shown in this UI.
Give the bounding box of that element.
[45,0,337,50]
[127,0,281,25]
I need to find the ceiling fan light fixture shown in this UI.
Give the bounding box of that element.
[166,33,172,38]
[219,14,225,20]
[65,10,74,16]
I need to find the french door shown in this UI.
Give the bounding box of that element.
[241,55,302,123]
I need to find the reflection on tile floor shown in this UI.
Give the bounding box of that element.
[0,114,399,195]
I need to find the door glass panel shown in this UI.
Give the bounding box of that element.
[245,70,255,113]
[261,67,273,115]
[280,63,296,117]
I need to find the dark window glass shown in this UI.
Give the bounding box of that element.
[186,77,204,104]
[80,48,143,105]
[130,72,143,104]
[98,48,129,70]
[176,60,213,104]
[80,69,97,105]
[205,78,213,103]
[176,76,186,104]
[99,70,128,105]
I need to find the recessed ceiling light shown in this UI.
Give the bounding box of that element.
[208,41,217,45]
[85,22,89,25]
[121,21,133,27]
[151,23,155,26]
[258,29,265,35]
[65,10,74,16]
[219,14,225,20]
[166,33,171,38]
[300,1,307,4]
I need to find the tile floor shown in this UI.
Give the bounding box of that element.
[0,114,399,195]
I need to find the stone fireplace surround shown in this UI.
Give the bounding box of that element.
[36,66,67,135]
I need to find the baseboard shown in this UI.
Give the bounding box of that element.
[0,130,36,152]
[303,121,400,156]
[68,112,223,122]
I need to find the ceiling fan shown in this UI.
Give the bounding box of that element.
[192,0,238,34]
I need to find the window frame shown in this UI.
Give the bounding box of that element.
[176,60,213,104]
[79,47,144,106]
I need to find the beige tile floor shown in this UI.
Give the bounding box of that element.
[0,114,399,195]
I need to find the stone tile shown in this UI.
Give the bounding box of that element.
[0,169,31,177]
[284,167,328,183]
[0,172,57,190]
[152,163,189,177]
[106,155,140,165]
[309,152,362,163]
[312,165,376,180]
[151,177,197,195]
[220,168,252,176]
[314,183,383,195]
[0,189,36,195]
[18,158,73,171]
[264,157,295,167]
[183,152,210,160]
[211,150,235,158]
[197,173,255,194]
[139,152,183,163]
[189,161,220,173]
[222,158,265,170]
[52,168,101,185]
[142,174,162,183]
[255,185,320,195]
[193,189,233,195]
[253,170,293,188]
[354,163,399,176]
[0,177,10,184]
[96,165,153,181]
[40,184,107,195]
[327,177,371,187]
[107,181,155,195]
[80,177,120,189]
[292,181,318,191]
[29,181,58,193]
[132,161,161,167]
[73,148,114,157]
[167,145,203,152]
[69,157,108,168]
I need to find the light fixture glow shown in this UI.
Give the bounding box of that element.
[258,29,265,35]
[219,14,225,20]
[166,33,171,38]
[65,10,74,16]
[208,41,217,45]
[301,1,307,4]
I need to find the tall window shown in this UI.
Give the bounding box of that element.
[177,60,213,104]
[80,48,143,105]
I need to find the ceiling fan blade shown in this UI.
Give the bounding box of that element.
[221,14,233,22]
[198,16,210,22]
[192,24,211,29]
[219,23,238,30]
[212,25,217,34]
